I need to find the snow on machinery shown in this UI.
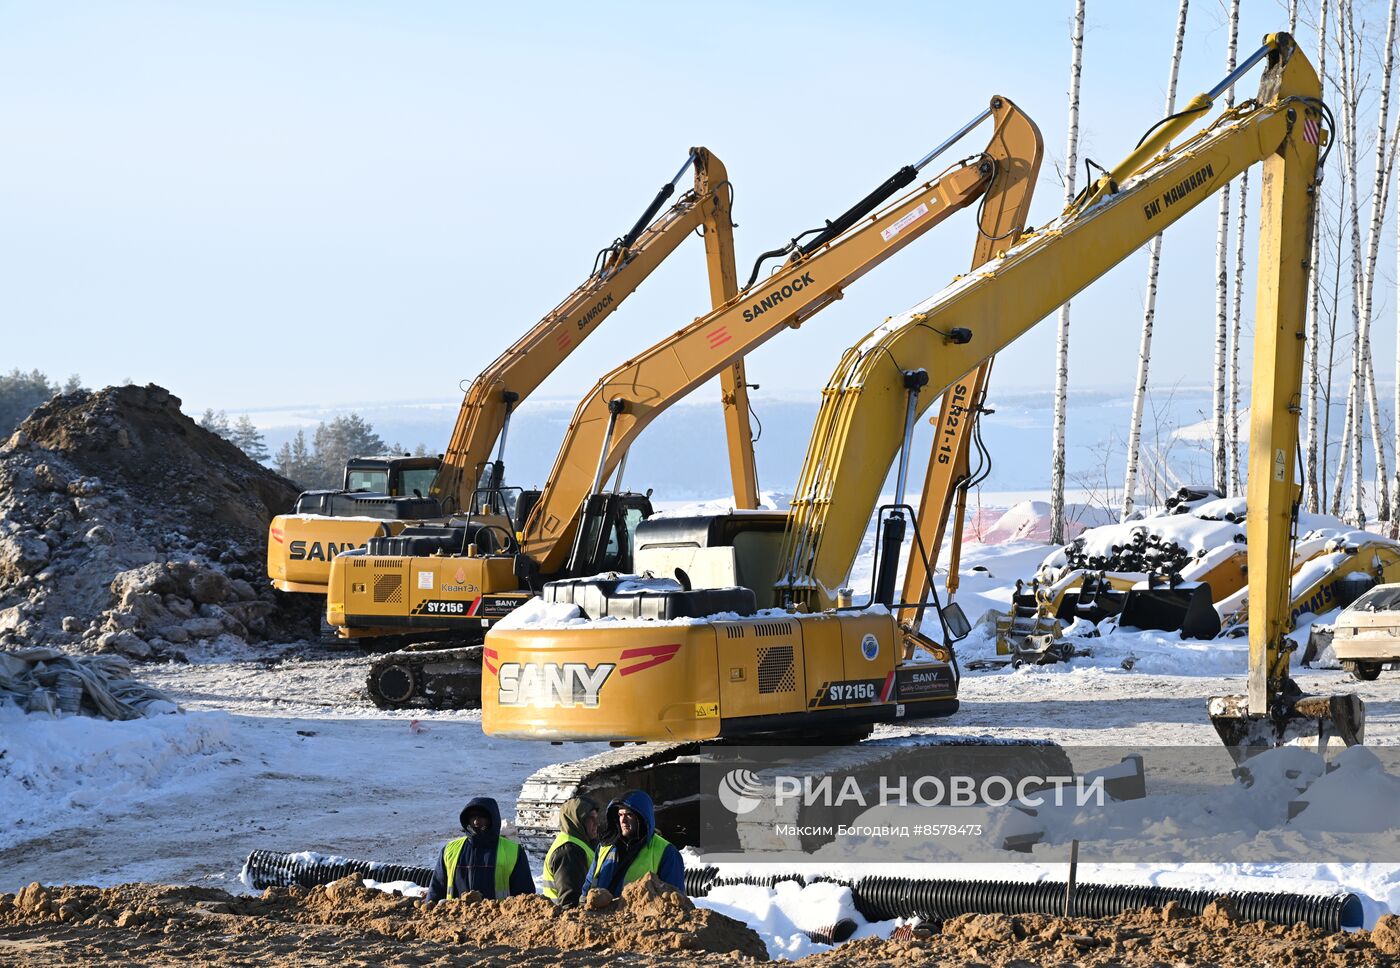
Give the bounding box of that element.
[996,490,1400,664]
[484,31,1358,846]
[267,147,760,597]
[335,96,1046,708]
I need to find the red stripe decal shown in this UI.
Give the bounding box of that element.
[879,671,895,703]
[467,596,482,616]
[618,643,681,676]
[270,527,284,544]
[483,647,499,676]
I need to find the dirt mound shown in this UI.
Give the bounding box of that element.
[0,876,767,966]
[0,385,316,660]
[2,878,1395,967]
[802,906,1397,966]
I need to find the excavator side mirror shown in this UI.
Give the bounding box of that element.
[942,602,972,642]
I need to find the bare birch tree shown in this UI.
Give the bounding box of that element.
[1050,0,1086,545]
[1335,0,1368,525]
[1306,0,1331,512]
[1121,0,1190,521]
[1212,0,1240,495]
[1229,169,1249,494]
[1361,0,1398,526]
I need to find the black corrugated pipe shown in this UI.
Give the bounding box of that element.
[247,853,1362,933]
[849,875,1361,933]
[686,866,1360,934]
[242,849,433,891]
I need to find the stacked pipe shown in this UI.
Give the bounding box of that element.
[1061,529,1212,581]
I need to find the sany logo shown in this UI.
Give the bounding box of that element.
[486,643,681,708]
[495,661,615,708]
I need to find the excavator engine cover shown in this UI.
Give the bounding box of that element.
[545,576,757,621]
[366,522,509,557]
[1119,579,1221,639]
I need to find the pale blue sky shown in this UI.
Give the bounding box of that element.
[0,0,1375,417]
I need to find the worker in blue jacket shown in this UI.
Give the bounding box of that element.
[583,789,684,895]
[427,796,534,901]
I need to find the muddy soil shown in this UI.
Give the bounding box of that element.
[2,878,1398,966]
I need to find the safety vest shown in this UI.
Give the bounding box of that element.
[590,833,672,891]
[541,833,596,900]
[442,835,519,899]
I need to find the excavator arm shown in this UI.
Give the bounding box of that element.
[519,98,1044,575]
[776,34,1352,754]
[431,148,759,513]
[779,35,1322,605]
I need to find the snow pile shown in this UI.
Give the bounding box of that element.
[0,703,231,851]
[0,384,315,661]
[969,500,1115,545]
[0,646,178,719]
[811,745,1400,869]
[696,880,889,959]
[492,596,587,631]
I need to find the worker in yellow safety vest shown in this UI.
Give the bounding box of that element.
[541,796,599,906]
[427,796,534,901]
[583,789,684,895]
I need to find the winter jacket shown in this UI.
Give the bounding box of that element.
[542,796,597,906]
[583,790,684,895]
[427,795,535,901]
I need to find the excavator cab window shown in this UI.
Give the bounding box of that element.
[568,493,653,576]
[396,466,438,500]
[345,467,389,493]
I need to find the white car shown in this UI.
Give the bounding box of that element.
[1331,582,1400,681]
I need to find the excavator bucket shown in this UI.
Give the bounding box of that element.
[1119,579,1221,639]
[1207,692,1366,765]
[1055,572,1129,624]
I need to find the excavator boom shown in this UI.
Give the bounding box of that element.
[433,147,755,513]
[520,98,1043,576]
[779,36,1325,610]
[268,148,755,597]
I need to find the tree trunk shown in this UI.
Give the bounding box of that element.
[1212,0,1240,495]
[1362,0,1398,524]
[1121,0,1189,521]
[1338,0,1367,525]
[1229,169,1249,495]
[1307,0,1331,513]
[1050,0,1086,545]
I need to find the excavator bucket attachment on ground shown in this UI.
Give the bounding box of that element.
[1119,579,1221,639]
[1054,572,1129,624]
[1206,692,1366,765]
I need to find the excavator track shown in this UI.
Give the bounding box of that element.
[366,643,484,710]
[513,734,1071,857]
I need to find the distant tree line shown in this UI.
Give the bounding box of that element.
[0,369,83,438]
[262,413,431,490]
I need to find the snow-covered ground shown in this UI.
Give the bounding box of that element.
[3,497,1400,958]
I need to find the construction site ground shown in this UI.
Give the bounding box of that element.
[4,878,1400,966]
[4,630,1400,965]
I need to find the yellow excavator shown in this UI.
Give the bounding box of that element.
[331,97,1043,708]
[486,33,1360,844]
[266,148,759,595]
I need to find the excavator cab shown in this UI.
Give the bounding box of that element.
[565,492,654,576]
[293,456,444,519]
